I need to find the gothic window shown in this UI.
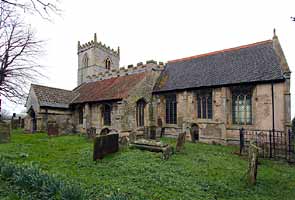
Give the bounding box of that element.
[102,104,111,126]
[166,94,177,124]
[136,99,146,127]
[196,90,213,119]
[83,53,89,67]
[78,107,83,124]
[232,86,253,125]
[105,58,111,70]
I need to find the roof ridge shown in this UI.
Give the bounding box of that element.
[168,39,273,63]
[31,84,73,93]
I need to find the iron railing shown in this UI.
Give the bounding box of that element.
[239,128,295,162]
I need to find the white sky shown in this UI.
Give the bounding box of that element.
[4,0,295,118]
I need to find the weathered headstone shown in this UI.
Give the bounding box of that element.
[119,135,129,147]
[190,124,199,143]
[0,122,11,143]
[87,127,96,139]
[247,141,259,185]
[162,146,173,160]
[128,131,137,143]
[47,121,59,136]
[93,133,119,160]
[176,132,186,152]
[149,126,157,139]
[100,128,110,136]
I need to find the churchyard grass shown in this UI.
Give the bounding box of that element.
[0,129,295,200]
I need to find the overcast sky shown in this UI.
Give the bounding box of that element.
[5,0,295,118]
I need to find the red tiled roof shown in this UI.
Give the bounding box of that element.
[72,72,147,103]
[168,40,272,63]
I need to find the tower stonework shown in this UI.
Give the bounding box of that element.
[77,33,120,85]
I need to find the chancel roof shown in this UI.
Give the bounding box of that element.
[154,40,285,93]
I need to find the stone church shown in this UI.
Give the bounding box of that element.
[25,31,291,144]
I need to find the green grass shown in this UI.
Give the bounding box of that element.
[1,129,295,200]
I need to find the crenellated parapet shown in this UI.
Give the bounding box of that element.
[77,33,120,57]
[85,60,165,82]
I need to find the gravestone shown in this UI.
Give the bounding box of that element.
[149,126,157,139]
[100,128,110,136]
[247,141,259,185]
[47,121,59,136]
[93,133,119,160]
[119,135,129,147]
[162,146,173,160]
[0,122,11,143]
[87,127,96,139]
[176,132,186,152]
[129,131,137,143]
[190,124,199,143]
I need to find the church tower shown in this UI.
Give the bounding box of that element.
[77,33,120,85]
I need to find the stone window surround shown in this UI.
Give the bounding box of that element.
[195,89,213,120]
[136,98,146,127]
[165,94,177,125]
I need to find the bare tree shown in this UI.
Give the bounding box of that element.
[1,0,61,19]
[0,2,44,103]
[0,108,11,119]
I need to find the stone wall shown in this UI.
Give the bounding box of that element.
[73,70,162,137]
[77,34,120,85]
[155,81,289,144]
[24,107,73,134]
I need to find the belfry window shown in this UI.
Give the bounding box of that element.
[232,86,253,125]
[166,94,177,124]
[105,58,111,70]
[136,99,146,127]
[196,89,213,119]
[83,53,89,67]
[102,104,111,126]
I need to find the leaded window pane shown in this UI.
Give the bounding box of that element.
[232,88,252,125]
[136,100,145,127]
[196,90,212,119]
[166,95,177,124]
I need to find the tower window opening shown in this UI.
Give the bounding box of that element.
[105,58,111,70]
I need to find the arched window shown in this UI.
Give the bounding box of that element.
[232,86,253,125]
[102,104,111,126]
[166,94,177,124]
[196,89,212,119]
[136,99,146,127]
[105,58,111,70]
[83,53,89,67]
[78,107,83,124]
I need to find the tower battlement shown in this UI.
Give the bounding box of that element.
[77,33,120,86]
[78,33,120,56]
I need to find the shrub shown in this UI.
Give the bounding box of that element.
[0,156,86,200]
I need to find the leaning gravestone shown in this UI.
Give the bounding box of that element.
[247,141,259,185]
[93,133,119,160]
[0,121,11,143]
[176,132,186,152]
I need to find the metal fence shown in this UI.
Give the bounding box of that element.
[239,128,295,162]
